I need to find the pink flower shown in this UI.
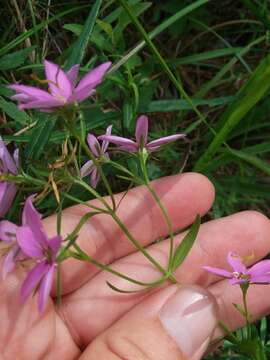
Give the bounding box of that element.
[203,252,270,285]
[98,115,185,152]
[0,220,19,279]
[16,196,62,312]
[9,60,111,111]
[80,125,112,188]
[0,137,18,217]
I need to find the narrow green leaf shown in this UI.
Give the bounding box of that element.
[0,96,31,125]
[24,114,57,160]
[64,0,102,70]
[194,53,270,172]
[171,215,201,272]
[140,96,234,113]
[171,48,244,66]
[0,47,36,70]
[227,148,270,176]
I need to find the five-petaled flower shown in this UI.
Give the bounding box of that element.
[98,115,185,153]
[9,60,111,111]
[0,136,19,217]
[80,125,112,188]
[203,251,270,285]
[16,196,62,312]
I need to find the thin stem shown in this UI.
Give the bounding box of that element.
[72,243,170,288]
[139,151,175,271]
[76,167,176,282]
[241,283,252,340]
[64,113,116,211]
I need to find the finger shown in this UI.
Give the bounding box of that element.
[0,268,80,359]
[59,211,270,347]
[79,285,218,360]
[44,173,214,294]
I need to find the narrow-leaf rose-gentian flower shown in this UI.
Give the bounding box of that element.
[203,251,270,285]
[80,125,112,188]
[98,115,185,152]
[0,137,18,217]
[16,196,62,312]
[0,220,20,279]
[9,60,111,111]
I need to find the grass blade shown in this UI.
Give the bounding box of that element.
[24,113,57,160]
[110,0,210,73]
[194,53,270,172]
[64,0,102,70]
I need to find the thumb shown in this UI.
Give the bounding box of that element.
[80,285,218,360]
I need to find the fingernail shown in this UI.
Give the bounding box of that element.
[159,285,218,359]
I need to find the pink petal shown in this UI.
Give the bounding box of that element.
[66,64,79,87]
[227,252,247,273]
[20,261,49,304]
[13,148,19,169]
[80,160,94,178]
[90,167,100,188]
[98,135,137,149]
[147,134,185,149]
[0,182,17,218]
[10,94,31,102]
[229,278,244,285]
[87,134,101,157]
[249,275,270,284]
[22,196,48,247]
[135,115,148,145]
[248,260,270,278]
[0,220,18,242]
[68,88,95,103]
[75,62,111,93]
[9,84,53,101]
[16,226,43,258]
[101,125,113,153]
[48,235,62,258]
[44,60,72,100]
[202,265,232,278]
[118,144,139,152]
[19,98,64,110]
[0,136,18,173]
[2,245,19,279]
[38,264,55,312]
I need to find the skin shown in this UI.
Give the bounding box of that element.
[1,172,270,359]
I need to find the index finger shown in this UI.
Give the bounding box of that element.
[44,172,215,294]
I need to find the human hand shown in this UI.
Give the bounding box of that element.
[1,173,270,359]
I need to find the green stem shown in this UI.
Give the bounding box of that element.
[139,151,175,270]
[72,243,171,288]
[76,178,176,281]
[241,283,252,340]
[63,113,116,211]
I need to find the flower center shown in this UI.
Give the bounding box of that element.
[232,271,250,281]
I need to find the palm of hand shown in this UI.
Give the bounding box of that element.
[1,173,270,359]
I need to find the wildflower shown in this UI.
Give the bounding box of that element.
[0,220,19,279]
[0,137,18,217]
[98,115,185,153]
[16,196,62,312]
[80,125,112,188]
[203,251,270,285]
[9,60,111,111]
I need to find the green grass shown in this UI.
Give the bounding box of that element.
[1,0,270,357]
